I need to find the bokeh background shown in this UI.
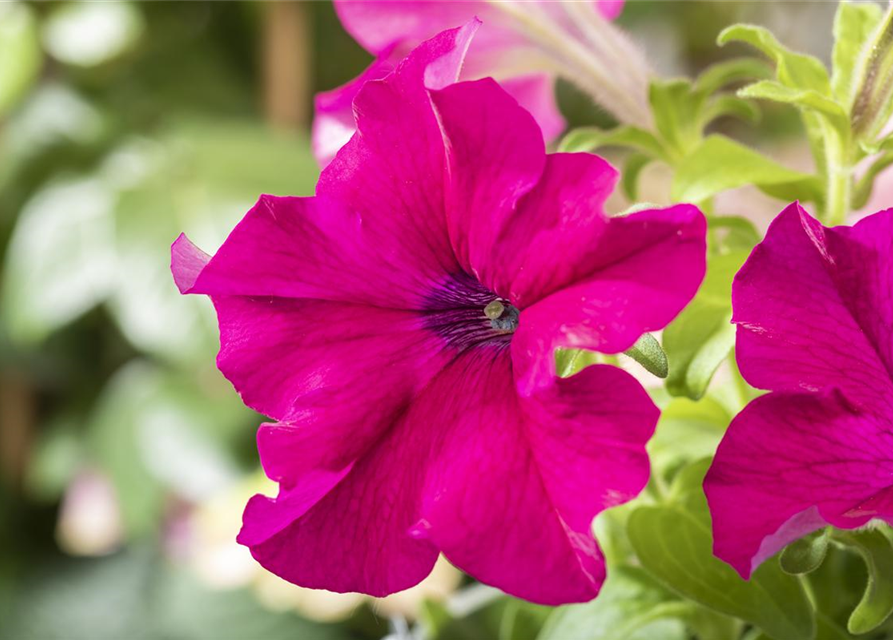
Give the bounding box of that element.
[0,2,865,639]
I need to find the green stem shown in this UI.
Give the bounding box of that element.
[825,159,852,226]
[822,127,853,226]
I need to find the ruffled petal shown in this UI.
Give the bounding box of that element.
[430,78,547,283]
[704,390,893,579]
[172,196,442,307]
[414,349,655,604]
[826,209,893,386]
[511,204,707,393]
[499,73,565,145]
[734,203,893,411]
[487,152,618,307]
[316,22,481,285]
[239,404,441,596]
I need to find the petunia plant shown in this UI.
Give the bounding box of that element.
[171,2,893,639]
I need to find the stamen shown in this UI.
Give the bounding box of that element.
[486,299,520,334]
[484,300,505,320]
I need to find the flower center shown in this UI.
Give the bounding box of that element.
[484,299,520,334]
[423,274,519,350]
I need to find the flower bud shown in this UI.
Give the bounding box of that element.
[851,4,893,140]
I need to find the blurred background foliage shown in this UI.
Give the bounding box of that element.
[0,2,857,639]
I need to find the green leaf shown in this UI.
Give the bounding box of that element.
[737,80,848,131]
[624,333,668,378]
[555,348,600,378]
[836,527,893,634]
[558,125,667,160]
[1,177,117,343]
[628,461,816,640]
[0,3,41,116]
[700,95,761,127]
[621,153,652,200]
[650,79,704,157]
[708,216,761,251]
[671,135,822,204]
[717,24,831,94]
[832,1,884,106]
[694,58,774,96]
[647,396,730,478]
[87,362,251,536]
[538,566,688,640]
[852,151,893,209]
[780,528,831,575]
[663,250,748,400]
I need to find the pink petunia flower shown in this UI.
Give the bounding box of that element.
[172,23,705,604]
[705,202,893,579]
[313,0,650,165]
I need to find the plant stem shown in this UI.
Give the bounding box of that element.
[822,124,852,226]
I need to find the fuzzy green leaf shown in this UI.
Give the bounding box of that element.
[671,135,822,204]
[694,57,774,96]
[558,126,666,160]
[832,1,884,106]
[738,80,848,131]
[718,24,831,94]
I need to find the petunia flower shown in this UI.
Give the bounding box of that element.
[313,0,650,165]
[172,23,705,604]
[704,202,893,579]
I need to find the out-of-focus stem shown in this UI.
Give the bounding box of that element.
[262,1,312,129]
[0,373,35,489]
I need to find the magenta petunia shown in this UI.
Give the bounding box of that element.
[704,202,893,579]
[314,0,649,166]
[173,23,705,604]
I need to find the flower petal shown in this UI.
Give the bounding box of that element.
[239,405,441,596]
[334,1,517,56]
[311,54,395,167]
[511,205,707,393]
[173,196,442,307]
[316,22,481,286]
[487,152,618,307]
[414,349,655,604]
[734,203,893,411]
[211,296,450,475]
[430,77,547,283]
[704,390,893,579]
[499,73,565,145]
[333,1,623,56]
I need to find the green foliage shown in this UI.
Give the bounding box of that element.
[832,1,884,106]
[717,24,831,93]
[780,529,831,575]
[663,248,749,399]
[86,362,253,536]
[0,3,41,116]
[628,461,816,640]
[835,528,893,634]
[623,333,668,379]
[0,548,352,640]
[538,566,689,640]
[671,135,821,204]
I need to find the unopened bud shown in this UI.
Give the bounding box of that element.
[851,4,893,140]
